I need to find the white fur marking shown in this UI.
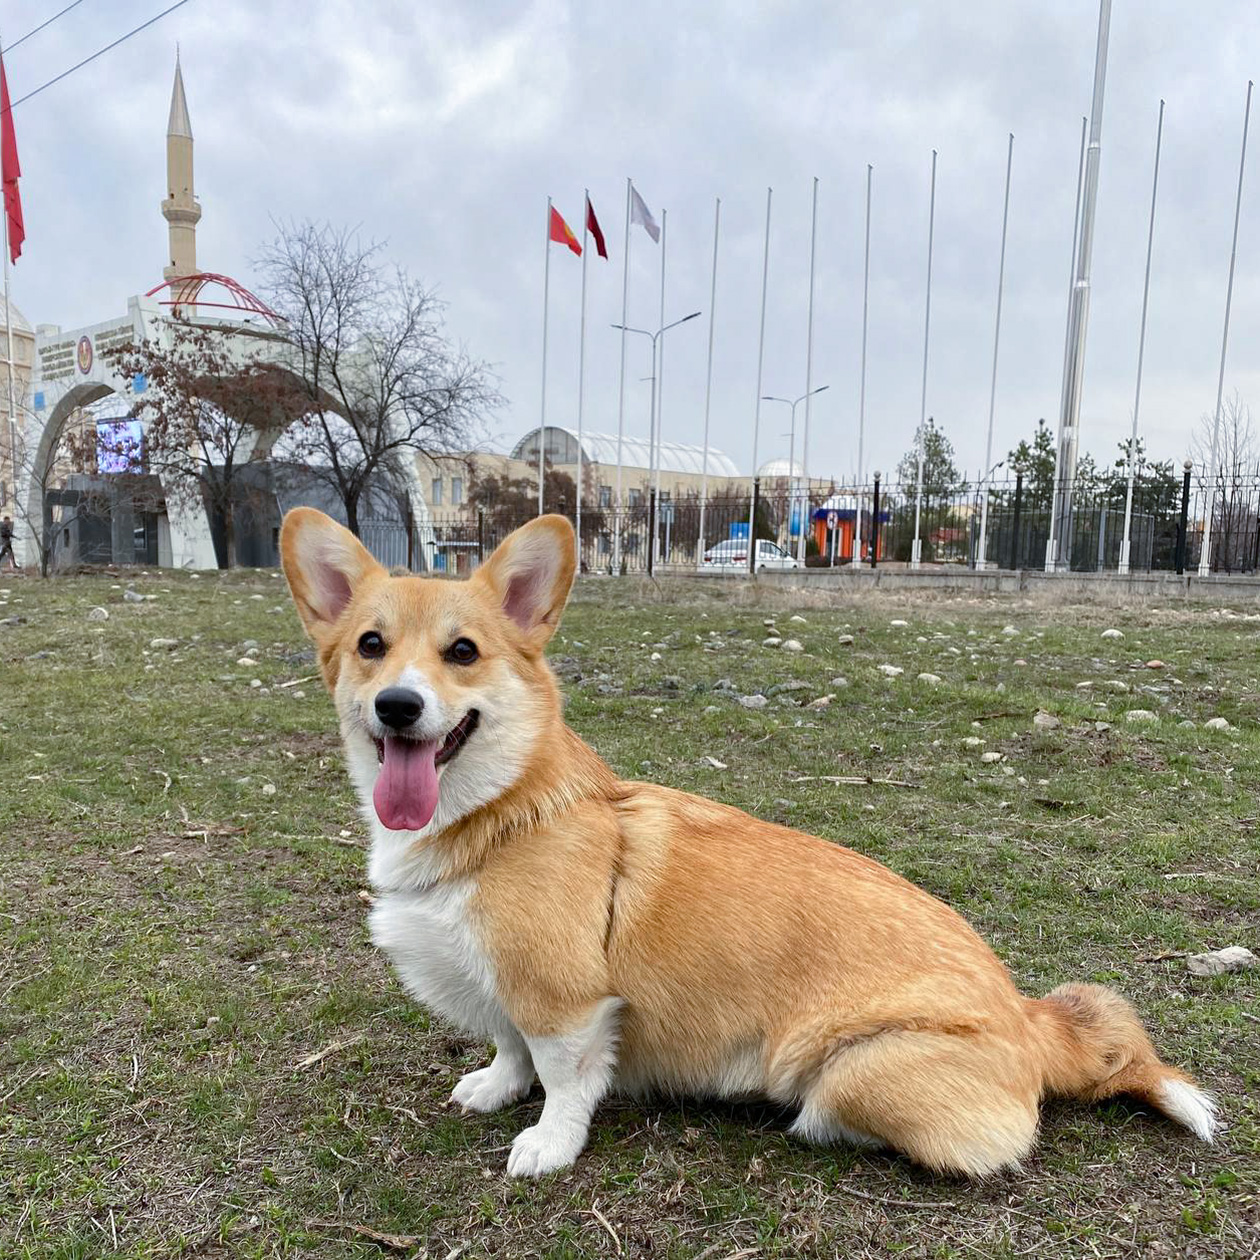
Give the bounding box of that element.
[507,998,622,1178]
[1157,1079,1218,1142]
[450,1028,535,1113]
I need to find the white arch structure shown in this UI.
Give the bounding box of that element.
[19,292,435,569]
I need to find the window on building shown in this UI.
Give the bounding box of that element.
[451,477,463,505]
[431,478,443,506]
[598,484,612,508]
[629,488,643,508]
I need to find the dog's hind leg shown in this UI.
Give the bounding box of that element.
[450,1024,535,1114]
[791,1027,1041,1177]
[506,997,622,1178]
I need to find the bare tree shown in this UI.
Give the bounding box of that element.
[257,221,499,536]
[1190,390,1258,571]
[111,324,305,568]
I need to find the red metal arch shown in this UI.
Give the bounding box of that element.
[144,272,286,327]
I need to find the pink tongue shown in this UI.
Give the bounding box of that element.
[373,737,441,831]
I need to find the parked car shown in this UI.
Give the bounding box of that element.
[702,538,801,571]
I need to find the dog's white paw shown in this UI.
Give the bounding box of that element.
[449,1064,532,1114]
[505,1122,585,1178]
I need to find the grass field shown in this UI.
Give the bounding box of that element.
[1,568,1258,1259]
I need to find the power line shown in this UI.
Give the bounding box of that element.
[8,0,193,112]
[5,0,91,56]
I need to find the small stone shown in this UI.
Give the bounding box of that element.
[890,619,909,628]
[149,637,179,650]
[963,736,985,748]
[87,606,109,622]
[292,690,306,700]
[739,695,769,710]
[1101,628,1124,640]
[1185,946,1257,977]
[1033,711,1060,730]
[781,639,804,653]
[1002,625,1018,636]
[767,681,811,696]
[837,634,855,646]
[250,679,263,689]
[1013,658,1027,666]
[662,675,682,690]
[789,615,807,624]
[1177,719,1196,729]
[829,677,850,688]
[237,658,257,667]
[650,652,662,662]
[1095,721,1112,732]
[242,640,260,651]
[1075,681,1094,691]
[250,594,264,601]
[916,673,942,686]
[806,695,836,710]
[1146,660,1167,670]
[261,783,277,796]
[703,705,719,714]
[1124,709,1158,723]
[877,664,903,677]
[1204,717,1232,731]
[123,589,145,603]
[763,619,777,628]
[762,637,782,648]
[980,751,1004,763]
[1103,680,1130,694]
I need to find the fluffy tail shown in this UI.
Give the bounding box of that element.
[1027,982,1217,1142]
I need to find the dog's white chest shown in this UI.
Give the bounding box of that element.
[368,879,507,1038]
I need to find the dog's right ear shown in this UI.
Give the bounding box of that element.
[280,508,385,639]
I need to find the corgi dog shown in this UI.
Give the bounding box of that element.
[280,507,1216,1179]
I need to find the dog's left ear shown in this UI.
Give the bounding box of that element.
[280,507,385,640]
[472,514,576,649]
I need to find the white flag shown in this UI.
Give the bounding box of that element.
[630,185,660,243]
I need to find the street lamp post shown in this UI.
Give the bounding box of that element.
[761,385,828,557]
[611,311,701,575]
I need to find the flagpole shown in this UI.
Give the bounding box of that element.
[978,133,1014,571]
[747,186,772,575]
[798,175,819,564]
[537,195,552,516]
[575,190,591,569]
[652,208,667,565]
[1201,79,1253,578]
[854,164,872,565]
[1,41,15,504]
[911,149,936,570]
[1119,100,1164,576]
[697,196,720,566]
[613,178,631,573]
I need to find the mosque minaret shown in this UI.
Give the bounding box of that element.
[161,54,200,282]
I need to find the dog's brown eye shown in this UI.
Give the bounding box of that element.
[358,631,386,659]
[446,637,478,665]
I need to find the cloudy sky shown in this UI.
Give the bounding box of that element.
[7,0,1260,483]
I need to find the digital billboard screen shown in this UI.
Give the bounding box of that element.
[96,418,143,474]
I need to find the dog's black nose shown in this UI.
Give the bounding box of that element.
[375,687,424,730]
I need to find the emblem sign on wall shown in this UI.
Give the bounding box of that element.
[76,336,93,375]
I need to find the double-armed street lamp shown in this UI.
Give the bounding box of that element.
[611,310,702,575]
[761,384,828,554]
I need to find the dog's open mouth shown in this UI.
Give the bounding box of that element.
[371,710,480,831]
[373,709,480,769]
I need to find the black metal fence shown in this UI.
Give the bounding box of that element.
[352,467,1260,578]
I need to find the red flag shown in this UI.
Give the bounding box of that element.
[549,205,581,256]
[1,56,23,265]
[585,197,608,259]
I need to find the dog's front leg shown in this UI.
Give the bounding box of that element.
[506,997,621,1178]
[450,1025,535,1113]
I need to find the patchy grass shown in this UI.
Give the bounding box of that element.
[0,569,1257,1259]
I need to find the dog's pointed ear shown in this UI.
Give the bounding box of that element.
[280,507,385,638]
[472,514,576,648]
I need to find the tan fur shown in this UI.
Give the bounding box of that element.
[280,508,1215,1177]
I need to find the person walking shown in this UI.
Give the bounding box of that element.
[0,515,19,571]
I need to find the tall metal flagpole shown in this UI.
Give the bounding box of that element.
[652,208,667,563]
[697,197,720,565]
[797,176,819,564]
[978,134,1014,570]
[1046,116,1089,570]
[747,187,773,574]
[1119,100,1164,575]
[575,188,590,567]
[910,149,936,569]
[3,188,15,509]
[1201,80,1254,578]
[538,195,552,516]
[613,178,631,572]
[854,164,872,564]
[1047,0,1112,571]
